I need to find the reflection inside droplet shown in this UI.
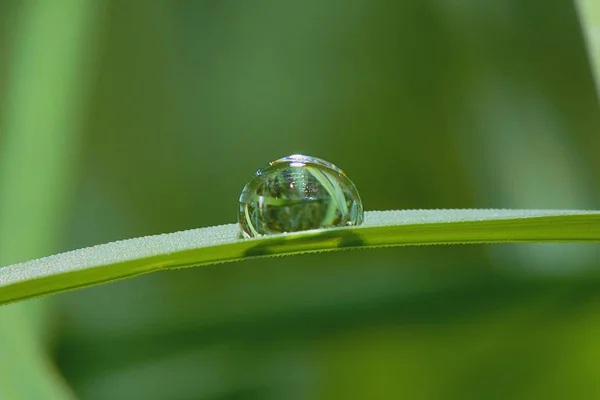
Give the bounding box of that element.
[238,155,364,238]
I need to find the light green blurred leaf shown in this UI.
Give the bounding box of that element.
[0,304,74,400]
[0,0,105,399]
[577,0,600,95]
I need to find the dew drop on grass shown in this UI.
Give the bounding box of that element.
[238,154,364,238]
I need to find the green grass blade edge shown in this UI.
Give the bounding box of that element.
[1,209,599,305]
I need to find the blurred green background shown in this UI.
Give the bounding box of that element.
[1,1,600,399]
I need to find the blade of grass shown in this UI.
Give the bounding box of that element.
[576,0,600,95]
[1,209,599,306]
[0,1,104,399]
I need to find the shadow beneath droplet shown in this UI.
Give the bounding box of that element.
[243,229,364,258]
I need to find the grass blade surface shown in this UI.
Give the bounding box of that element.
[1,209,599,306]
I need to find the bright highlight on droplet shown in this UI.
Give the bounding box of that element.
[238,154,364,238]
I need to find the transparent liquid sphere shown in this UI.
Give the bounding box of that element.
[238,154,364,238]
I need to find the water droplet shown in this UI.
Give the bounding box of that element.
[238,154,364,238]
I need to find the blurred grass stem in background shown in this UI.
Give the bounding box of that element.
[0,1,104,399]
[577,0,600,95]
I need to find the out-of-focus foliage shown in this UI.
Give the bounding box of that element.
[577,0,600,93]
[0,1,599,399]
[0,1,101,399]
